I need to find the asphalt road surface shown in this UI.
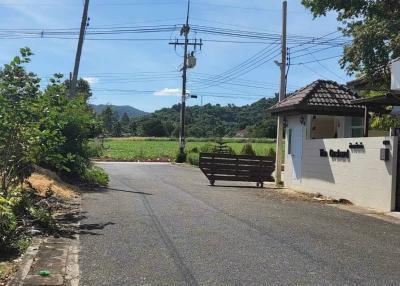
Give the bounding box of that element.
[80,162,400,286]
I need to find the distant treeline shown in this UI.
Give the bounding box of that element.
[98,97,278,138]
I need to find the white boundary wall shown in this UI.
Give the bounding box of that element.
[284,116,398,211]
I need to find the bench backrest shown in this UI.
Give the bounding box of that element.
[199,153,275,182]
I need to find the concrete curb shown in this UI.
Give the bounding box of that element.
[8,238,42,286]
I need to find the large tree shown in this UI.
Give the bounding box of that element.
[302,0,400,88]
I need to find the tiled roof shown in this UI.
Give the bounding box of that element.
[268,80,365,115]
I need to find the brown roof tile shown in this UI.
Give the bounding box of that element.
[268,80,364,115]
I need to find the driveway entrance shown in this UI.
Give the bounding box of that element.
[80,162,400,285]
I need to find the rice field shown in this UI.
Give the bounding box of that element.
[93,137,277,161]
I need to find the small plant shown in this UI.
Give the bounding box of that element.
[29,206,57,231]
[45,184,54,198]
[190,147,199,153]
[81,165,109,186]
[0,196,17,252]
[241,143,256,156]
[186,152,199,166]
[266,147,276,158]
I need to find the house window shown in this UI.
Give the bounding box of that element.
[351,117,364,137]
[288,129,292,154]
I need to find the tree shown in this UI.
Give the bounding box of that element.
[141,118,166,137]
[65,78,93,100]
[0,48,40,195]
[129,121,137,136]
[100,106,118,135]
[112,122,122,137]
[120,113,131,135]
[302,0,400,87]
[36,73,102,176]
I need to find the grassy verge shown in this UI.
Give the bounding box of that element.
[92,138,277,161]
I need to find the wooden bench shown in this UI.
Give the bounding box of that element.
[199,153,275,187]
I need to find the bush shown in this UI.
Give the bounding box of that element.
[241,143,256,156]
[200,143,214,153]
[190,147,199,153]
[187,152,199,166]
[266,147,276,158]
[175,152,187,163]
[86,140,104,157]
[0,196,17,252]
[81,165,109,186]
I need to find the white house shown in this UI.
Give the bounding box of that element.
[268,80,399,212]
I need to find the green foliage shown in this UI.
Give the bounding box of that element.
[81,165,109,186]
[29,206,56,230]
[0,196,17,251]
[98,138,276,160]
[98,98,278,138]
[186,152,199,166]
[240,143,256,156]
[266,147,276,158]
[302,0,400,85]
[100,106,119,136]
[0,48,40,195]
[35,76,102,180]
[120,113,131,134]
[140,118,167,137]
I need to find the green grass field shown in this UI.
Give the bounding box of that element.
[94,137,277,161]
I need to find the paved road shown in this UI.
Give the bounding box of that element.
[80,162,400,286]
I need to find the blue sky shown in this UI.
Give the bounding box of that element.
[0,0,352,112]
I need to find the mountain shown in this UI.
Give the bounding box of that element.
[131,97,278,138]
[91,104,147,118]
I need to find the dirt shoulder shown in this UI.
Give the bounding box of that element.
[0,169,82,286]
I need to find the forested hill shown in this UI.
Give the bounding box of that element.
[91,104,147,118]
[133,97,278,138]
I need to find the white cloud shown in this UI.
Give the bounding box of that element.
[153,88,181,97]
[83,77,99,85]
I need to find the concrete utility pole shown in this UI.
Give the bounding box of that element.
[169,0,203,157]
[70,0,90,97]
[275,1,287,186]
[179,0,190,157]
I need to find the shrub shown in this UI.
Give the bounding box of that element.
[29,206,57,231]
[241,143,256,156]
[175,152,187,163]
[266,147,276,158]
[0,196,17,252]
[190,147,199,153]
[200,143,214,153]
[86,140,104,157]
[81,165,109,186]
[187,152,199,166]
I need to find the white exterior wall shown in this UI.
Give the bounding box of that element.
[284,115,398,212]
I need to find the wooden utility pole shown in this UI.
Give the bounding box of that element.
[275,1,287,185]
[70,0,90,97]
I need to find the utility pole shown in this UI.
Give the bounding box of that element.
[180,0,190,157]
[70,0,90,97]
[275,0,287,186]
[170,0,202,157]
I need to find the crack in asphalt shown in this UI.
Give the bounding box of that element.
[117,179,199,286]
[158,178,361,284]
